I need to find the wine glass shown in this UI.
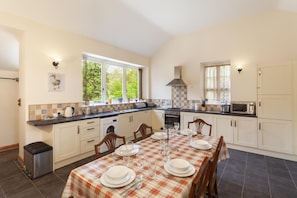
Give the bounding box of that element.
[174,122,179,130]
[173,122,180,136]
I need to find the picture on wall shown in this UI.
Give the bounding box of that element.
[48,72,65,91]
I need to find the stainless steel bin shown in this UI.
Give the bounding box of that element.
[24,142,53,179]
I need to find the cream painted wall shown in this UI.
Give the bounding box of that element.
[0,70,19,148]
[151,11,297,101]
[0,11,150,159]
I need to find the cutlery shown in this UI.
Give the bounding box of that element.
[124,175,143,197]
[120,179,143,196]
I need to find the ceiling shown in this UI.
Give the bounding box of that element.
[1,0,297,71]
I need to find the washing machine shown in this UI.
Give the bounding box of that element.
[100,116,119,152]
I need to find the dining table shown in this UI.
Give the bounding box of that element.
[62,131,229,198]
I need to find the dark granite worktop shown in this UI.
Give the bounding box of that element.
[27,107,256,126]
[27,107,153,126]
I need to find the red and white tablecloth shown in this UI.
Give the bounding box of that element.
[62,135,229,198]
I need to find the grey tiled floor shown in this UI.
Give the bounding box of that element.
[0,148,297,197]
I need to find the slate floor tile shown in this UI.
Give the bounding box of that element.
[1,148,297,198]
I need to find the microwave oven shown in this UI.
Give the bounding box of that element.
[231,101,256,115]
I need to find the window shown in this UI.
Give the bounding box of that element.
[82,54,141,103]
[203,63,231,103]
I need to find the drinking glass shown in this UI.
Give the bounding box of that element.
[148,159,157,178]
[187,129,193,145]
[123,141,134,167]
[174,122,180,131]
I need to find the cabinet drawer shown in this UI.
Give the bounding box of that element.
[80,137,100,153]
[80,125,100,140]
[80,118,100,128]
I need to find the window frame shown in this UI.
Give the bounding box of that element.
[82,54,142,104]
[202,62,231,104]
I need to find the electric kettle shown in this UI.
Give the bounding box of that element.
[64,106,75,117]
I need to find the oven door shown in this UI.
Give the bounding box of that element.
[165,114,180,128]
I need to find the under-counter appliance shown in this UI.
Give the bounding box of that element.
[231,101,256,115]
[164,108,180,129]
[100,116,119,152]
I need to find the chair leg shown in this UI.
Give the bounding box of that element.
[214,179,218,198]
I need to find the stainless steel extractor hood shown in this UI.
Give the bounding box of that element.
[166,66,187,87]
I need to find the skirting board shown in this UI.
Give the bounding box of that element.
[0,143,19,152]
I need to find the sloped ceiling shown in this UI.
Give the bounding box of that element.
[0,0,297,71]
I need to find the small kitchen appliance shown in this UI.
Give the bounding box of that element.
[64,106,75,117]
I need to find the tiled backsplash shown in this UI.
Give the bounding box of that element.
[28,102,134,121]
[29,87,222,121]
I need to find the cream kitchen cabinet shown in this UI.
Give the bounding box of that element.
[152,110,165,131]
[258,118,293,154]
[216,115,257,148]
[53,122,80,163]
[80,119,100,154]
[181,112,214,136]
[257,63,293,95]
[118,110,152,140]
[258,94,293,120]
[53,118,100,170]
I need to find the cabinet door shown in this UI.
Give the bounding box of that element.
[195,114,214,136]
[54,122,80,162]
[258,95,292,120]
[133,110,152,130]
[233,117,257,148]
[152,110,165,131]
[258,63,293,95]
[118,114,133,138]
[258,119,293,154]
[215,116,233,143]
[180,112,195,130]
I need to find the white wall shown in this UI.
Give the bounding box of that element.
[150,11,297,101]
[0,70,18,148]
[0,11,150,158]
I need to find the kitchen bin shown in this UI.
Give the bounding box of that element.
[24,141,53,179]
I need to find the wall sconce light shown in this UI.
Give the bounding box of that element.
[236,65,243,74]
[52,57,61,69]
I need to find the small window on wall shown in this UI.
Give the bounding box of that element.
[202,61,231,104]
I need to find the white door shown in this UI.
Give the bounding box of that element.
[258,118,293,154]
[54,122,80,162]
[233,117,257,148]
[152,110,165,131]
[215,116,233,144]
[258,95,292,120]
[257,63,293,95]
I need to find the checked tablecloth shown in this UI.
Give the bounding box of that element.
[62,134,229,198]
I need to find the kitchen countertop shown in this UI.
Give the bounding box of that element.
[27,107,153,126]
[179,108,257,117]
[27,107,256,127]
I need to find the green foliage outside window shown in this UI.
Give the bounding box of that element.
[82,61,101,101]
[83,59,139,103]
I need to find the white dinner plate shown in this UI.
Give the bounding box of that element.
[151,132,167,140]
[169,158,190,173]
[180,129,197,136]
[164,161,196,177]
[115,145,139,156]
[100,168,136,188]
[105,165,129,181]
[190,140,212,150]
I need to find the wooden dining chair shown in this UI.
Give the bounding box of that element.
[188,118,212,136]
[133,123,153,142]
[206,136,224,198]
[188,156,210,198]
[94,132,126,159]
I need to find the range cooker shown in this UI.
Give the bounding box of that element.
[164,108,180,129]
